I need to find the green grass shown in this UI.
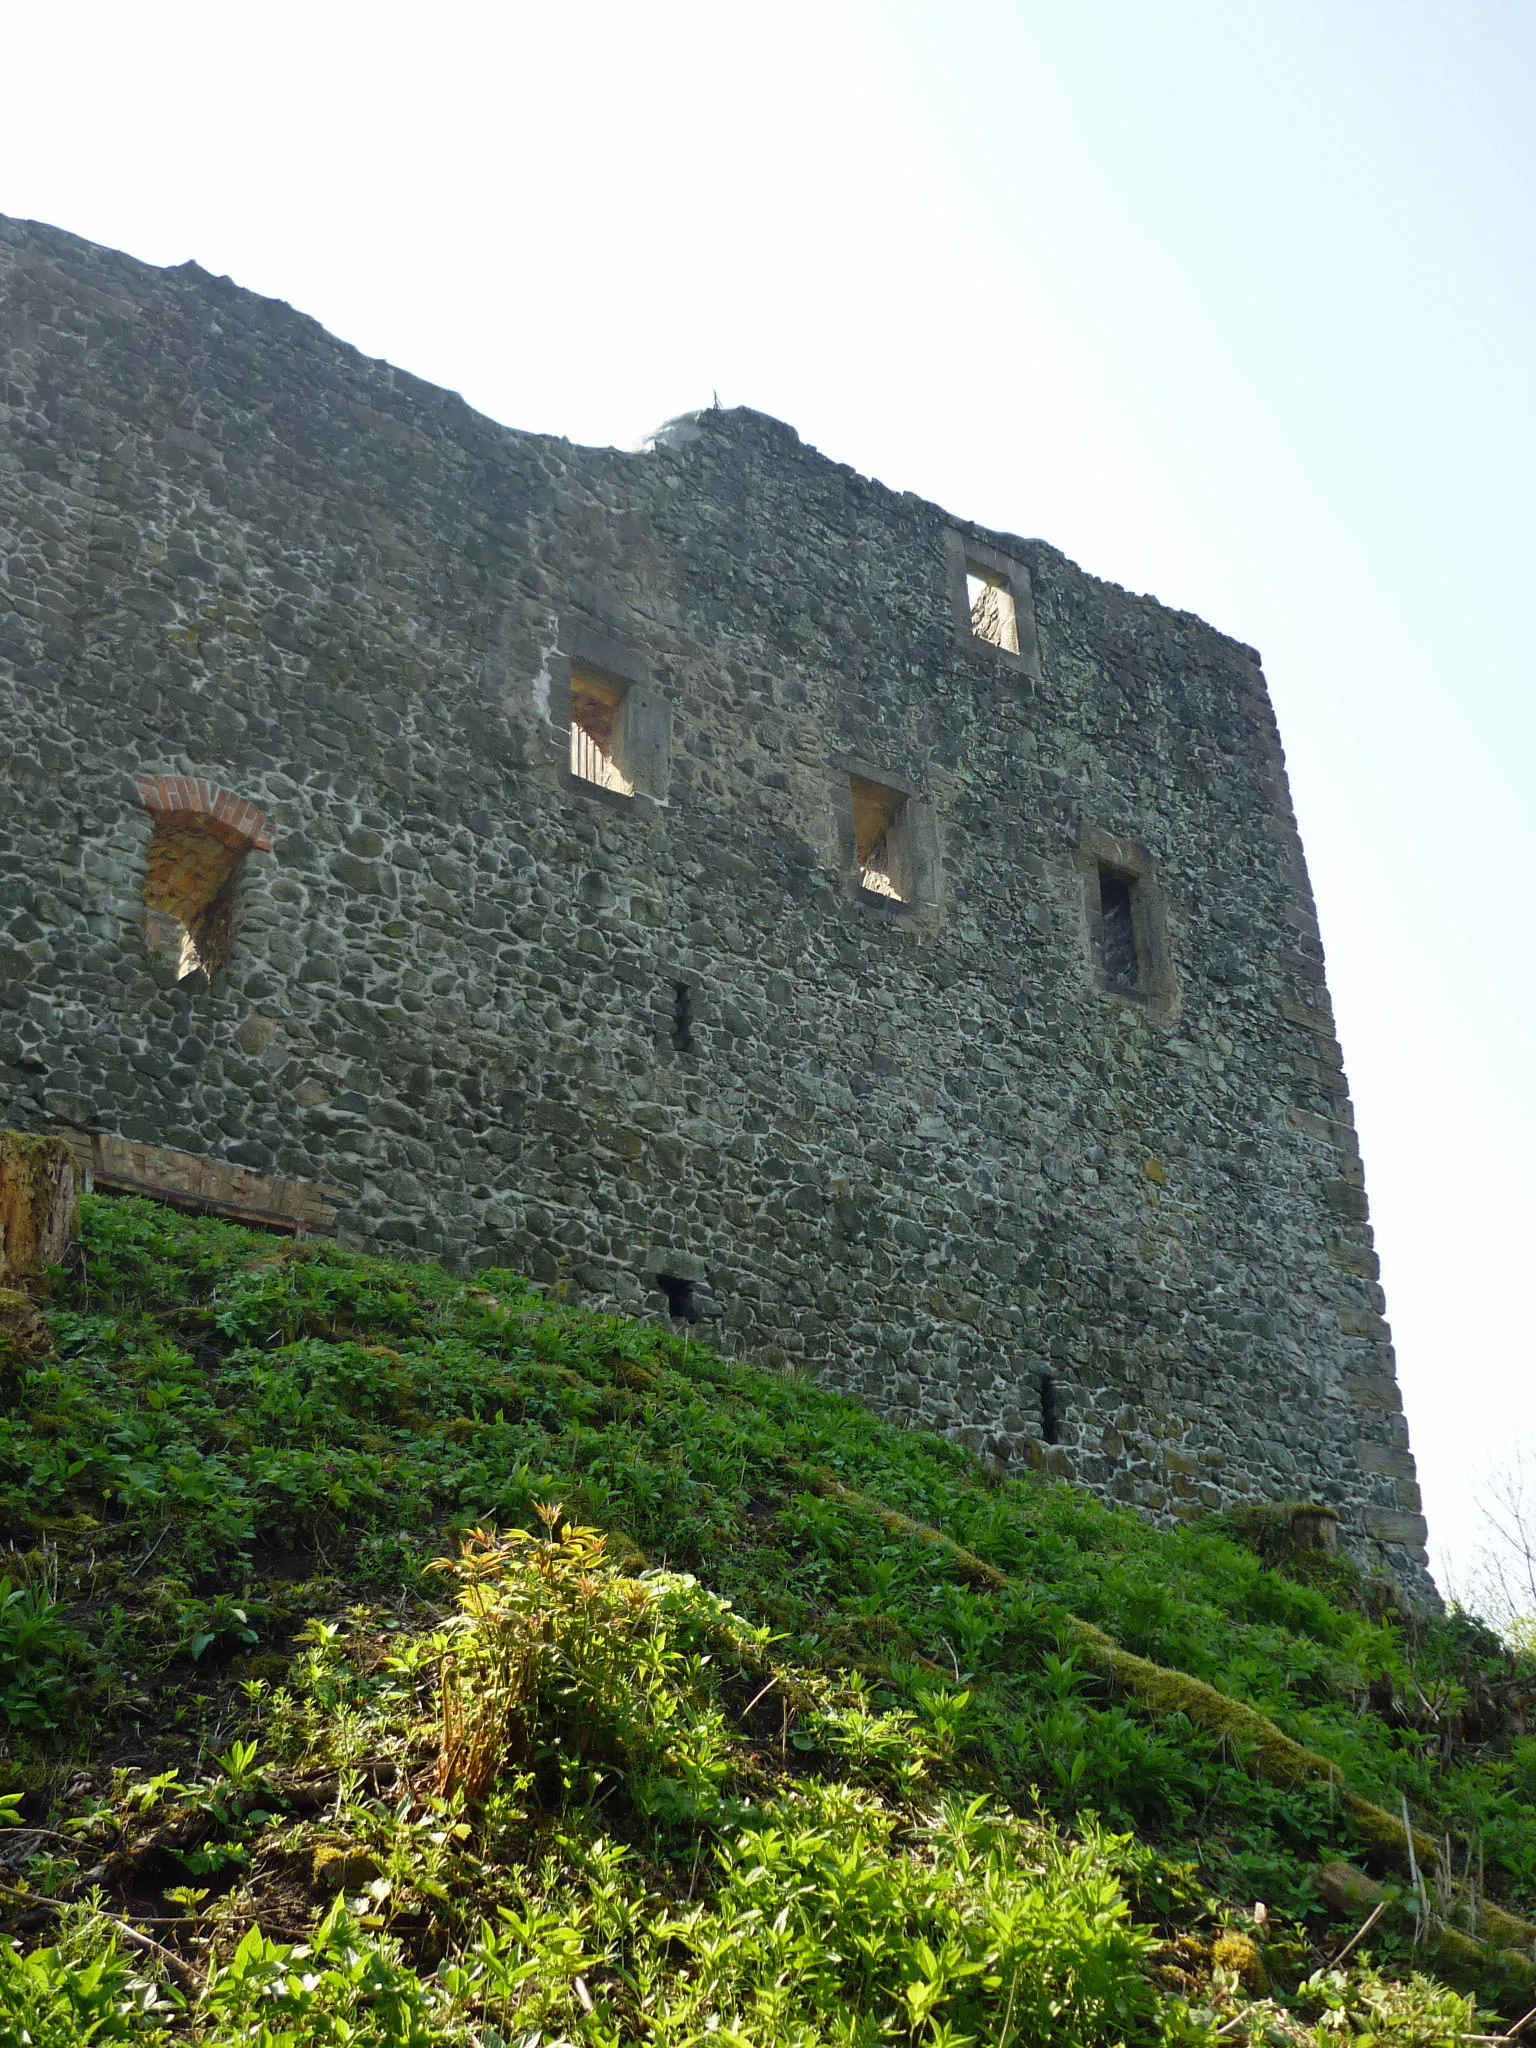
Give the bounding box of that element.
[0,1194,1531,2042]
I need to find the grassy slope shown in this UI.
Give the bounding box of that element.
[2,1196,1534,2043]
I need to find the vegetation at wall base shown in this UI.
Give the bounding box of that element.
[1,1196,1534,2043]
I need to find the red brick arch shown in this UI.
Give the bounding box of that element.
[134,775,274,855]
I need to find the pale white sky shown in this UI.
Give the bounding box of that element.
[4,0,1531,1593]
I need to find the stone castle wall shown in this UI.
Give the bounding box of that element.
[0,215,1429,1585]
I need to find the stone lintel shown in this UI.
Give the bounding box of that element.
[53,1129,343,1237]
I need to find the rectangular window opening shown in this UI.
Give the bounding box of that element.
[966,563,1020,654]
[655,1274,698,1322]
[850,774,909,901]
[569,668,635,796]
[1098,867,1141,990]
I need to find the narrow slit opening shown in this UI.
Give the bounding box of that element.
[1039,1371,1061,1446]
[671,982,695,1053]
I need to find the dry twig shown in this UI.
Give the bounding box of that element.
[1327,1897,1389,1970]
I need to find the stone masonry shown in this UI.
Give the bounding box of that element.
[0,215,1430,1588]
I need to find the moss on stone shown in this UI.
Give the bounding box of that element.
[312,1844,382,1892]
[1423,1922,1536,2002]
[806,1471,1010,1592]
[0,1130,79,1288]
[0,1285,50,1403]
[1211,1930,1268,1993]
[0,1287,48,1356]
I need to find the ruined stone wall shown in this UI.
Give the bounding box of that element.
[0,215,1429,1586]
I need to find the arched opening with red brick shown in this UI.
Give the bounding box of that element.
[135,776,273,981]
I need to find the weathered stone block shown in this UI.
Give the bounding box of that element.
[1339,1306,1391,1341]
[1353,1441,1416,1481]
[1342,1372,1403,1413]
[1363,1507,1429,1549]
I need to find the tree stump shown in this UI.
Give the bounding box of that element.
[1289,1504,1340,1555]
[0,1131,80,1285]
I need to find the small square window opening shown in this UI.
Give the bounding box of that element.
[569,668,635,796]
[1098,868,1141,990]
[850,775,908,901]
[655,1274,698,1322]
[966,563,1020,655]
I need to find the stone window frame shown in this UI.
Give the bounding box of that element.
[549,625,671,811]
[1075,827,1180,1025]
[945,531,1042,682]
[830,754,942,920]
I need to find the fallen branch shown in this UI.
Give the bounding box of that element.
[791,1462,1536,1978]
[738,1675,780,1721]
[1328,1897,1389,1970]
[0,1888,202,1995]
[97,1911,203,1994]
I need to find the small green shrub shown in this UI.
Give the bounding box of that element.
[433,1510,779,1821]
[1295,1962,1476,2045]
[0,1915,172,2045]
[0,1576,84,1736]
[199,1902,434,2048]
[174,1591,259,1663]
